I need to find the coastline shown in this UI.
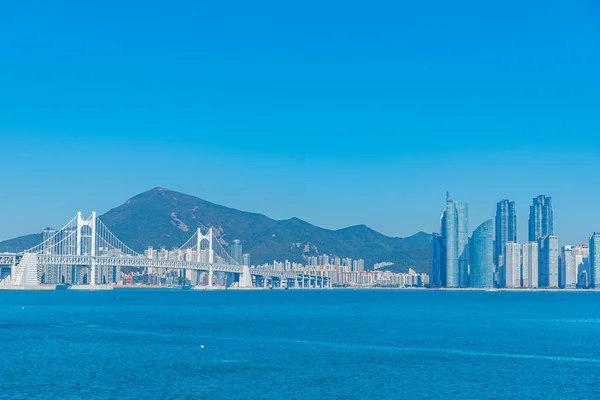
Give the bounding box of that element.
[1,284,598,292]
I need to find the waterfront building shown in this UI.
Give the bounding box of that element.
[355,259,365,272]
[144,246,157,259]
[230,239,243,265]
[42,227,56,254]
[242,253,251,267]
[495,200,517,283]
[560,246,578,289]
[431,233,445,286]
[571,245,590,288]
[505,242,521,288]
[440,192,469,287]
[528,195,553,242]
[590,233,600,288]
[538,235,559,287]
[469,219,494,288]
[522,242,538,288]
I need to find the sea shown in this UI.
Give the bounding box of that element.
[1,289,599,399]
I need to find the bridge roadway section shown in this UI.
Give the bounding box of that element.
[36,254,298,279]
[0,253,329,287]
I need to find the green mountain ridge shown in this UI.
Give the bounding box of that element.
[0,188,432,273]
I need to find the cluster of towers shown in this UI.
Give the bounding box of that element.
[431,193,600,289]
[229,239,250,266]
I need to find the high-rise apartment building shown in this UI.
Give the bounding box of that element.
[571,245,590,288]
[560,246,577,289]
[42,227,56,251]
[439,192,469,287]
[528,195,554,242]
[495,200,517,275]
[469,219,494,288]
[505,242,521,288]
[522,242,538,288]
[538,235,559,287]
[590,233,600,288]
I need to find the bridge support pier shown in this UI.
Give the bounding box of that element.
[239,266,253,288]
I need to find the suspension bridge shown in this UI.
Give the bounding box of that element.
[0,212,330,289]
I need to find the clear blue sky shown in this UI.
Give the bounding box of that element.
[1,0,599,245]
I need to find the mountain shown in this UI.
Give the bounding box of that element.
[0,188,432,273]
[0,233,42,254]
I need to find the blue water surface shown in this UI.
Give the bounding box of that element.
[1,289,599,399]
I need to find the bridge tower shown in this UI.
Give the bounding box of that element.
[76,211,97,285]
[195,227,215,287]
[208,228,214,287]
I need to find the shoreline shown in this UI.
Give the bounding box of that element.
[1,284,598,292]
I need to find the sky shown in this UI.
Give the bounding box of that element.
[0,0,599,245]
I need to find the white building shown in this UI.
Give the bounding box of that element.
[522,242,538,288]
[560,246,578,289]
[505,242,521,288]
[571,245,590,288]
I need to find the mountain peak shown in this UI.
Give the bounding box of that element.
[142,187,175,195]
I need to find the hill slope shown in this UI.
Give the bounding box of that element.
[0,188,432,273]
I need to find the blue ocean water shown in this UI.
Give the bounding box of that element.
[1,290,599,399]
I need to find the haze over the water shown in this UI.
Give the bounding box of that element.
[0,1,599,244]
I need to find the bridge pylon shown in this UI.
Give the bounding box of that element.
[239,265,253,288]
[208,228,214,287]
[76,211,98,285]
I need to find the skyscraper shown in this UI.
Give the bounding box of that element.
[230,239,243,265]
[242,253,251,267]
[522,242,538,288]
[590,233,600,288]
[528,195,554,242]
[572,245,590,288]
[560,246,577,289]
[440,192,469,287]
[431,233,446,287]
[495,199,517,271]
[469,219,494,288]
[456,202,469,287]
[538,235,559,287]
[505,242,521,288]
[42,227,56,254]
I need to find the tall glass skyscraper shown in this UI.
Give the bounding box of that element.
[469,219,493,288]
[456,202,469,287]
[431,233,446,287]
[495,200,517,272]
[230,239,243,265]
[440,192,469,288]
[590,233,600,288]
[528,195,553,242]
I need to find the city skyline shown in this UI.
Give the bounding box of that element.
[1,188,600,250]
[432,192,600,289]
